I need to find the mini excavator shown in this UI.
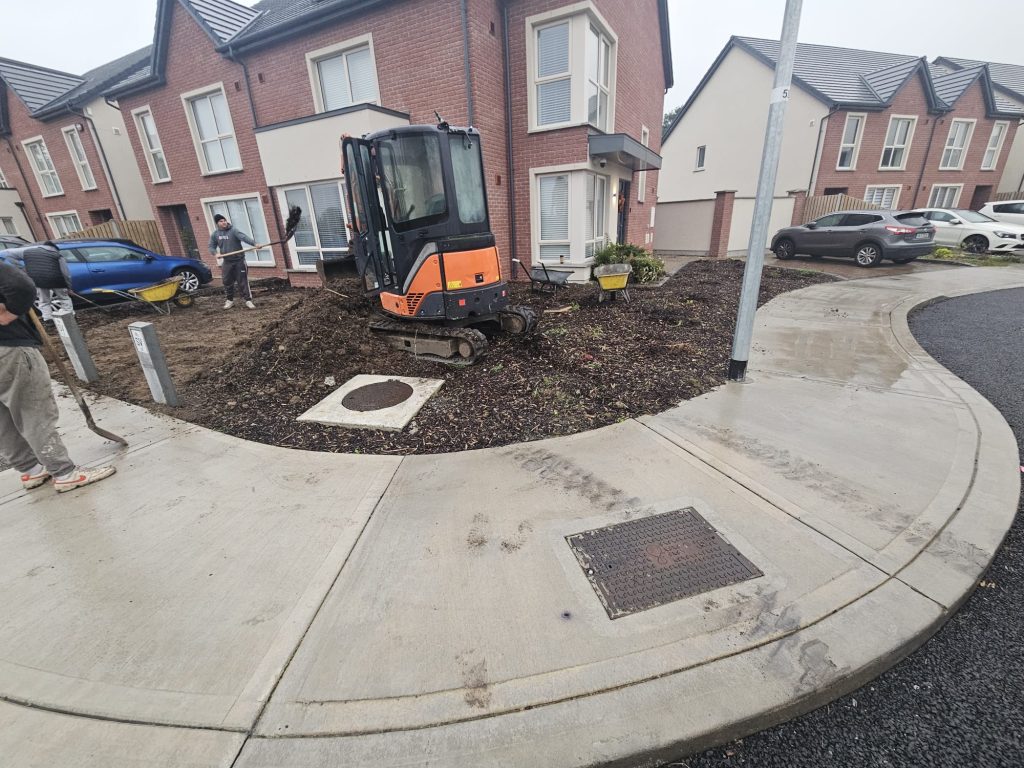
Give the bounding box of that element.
[342,118,537,365]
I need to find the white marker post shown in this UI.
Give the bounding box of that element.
[128,321,179,406]
[52,313,98,383]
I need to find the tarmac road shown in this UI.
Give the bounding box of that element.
[663,286,1024,768]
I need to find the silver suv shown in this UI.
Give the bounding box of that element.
[771,210,935,267]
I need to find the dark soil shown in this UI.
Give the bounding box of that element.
[69,260,834,455]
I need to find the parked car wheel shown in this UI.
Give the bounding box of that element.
[854,242,884,267]
[774,239,796,260]
[961,235,988,255]
[173,268,202,292]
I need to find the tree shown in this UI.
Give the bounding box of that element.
[662,105,683,138]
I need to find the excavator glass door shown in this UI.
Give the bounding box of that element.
[342,137,396,294]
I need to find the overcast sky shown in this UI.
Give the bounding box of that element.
[1,1,1022,115]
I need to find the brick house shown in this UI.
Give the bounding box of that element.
[104,0,673,287]
[0,50,154,243]
[656,37,1024,257]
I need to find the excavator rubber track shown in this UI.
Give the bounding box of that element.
[369,318,489,366]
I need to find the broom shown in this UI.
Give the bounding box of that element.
[215,206,304,260]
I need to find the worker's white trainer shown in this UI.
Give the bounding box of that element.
[20,464,51,490]
[245,300,256,310]
[53,466,116,493]
[223,300,234,310]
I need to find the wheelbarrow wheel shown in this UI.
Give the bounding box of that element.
[173,293,195,308]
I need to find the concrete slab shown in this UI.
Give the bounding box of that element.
[0,428,400,730]
[0,699,243,768]
[235,578,943,768]
[297,374,444,431]
[254,420,885,737]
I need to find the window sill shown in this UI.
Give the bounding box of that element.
[876,167,907,172]
[41,192,66,199]
[834,167,855,172]
[199,167,245,178]
[937,167,965,172]
[80,186,99,192]
[528,122,590,135]
[693,168,705,173]
[151,178,173,185]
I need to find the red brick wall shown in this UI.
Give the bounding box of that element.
[117,1,283,276]
[0,93,121,240]
[814,73,1019,211]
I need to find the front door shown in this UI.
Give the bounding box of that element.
[969,185,993,211]
[616,180,630,243]
[169,205,200,259]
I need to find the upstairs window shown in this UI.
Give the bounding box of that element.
[981,122,1009,170]
[133,108,171,182]
[695,144,706,170]
[0,165,9,189]
[24,138,63,197]
[62,126,97,191]
[940,119,974,170]
[529,8,617,132]
[183,86,241,175]
[837,113,864,170]
[536,21,572,126]
[880,117,915,170]
[309,37,380,112]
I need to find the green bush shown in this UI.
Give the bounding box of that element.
[932,247,954,258]
[593,243,665,283]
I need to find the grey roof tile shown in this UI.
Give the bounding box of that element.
[0,59,83,112]
[736,37,920,106]
[930,66,983,107]
[231,0,359,43]
[186,0,262,43]
[944,57,1024,100]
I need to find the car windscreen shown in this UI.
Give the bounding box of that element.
[954,209,996,223]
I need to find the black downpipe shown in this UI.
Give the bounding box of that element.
[460,0,475,125]
[806,107,836,194]
[911,114,944,208]
[501,1,518,277]
[4,135,47,238]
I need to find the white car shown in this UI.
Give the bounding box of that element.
[979,200,1024,228]
[899,208,1024,254]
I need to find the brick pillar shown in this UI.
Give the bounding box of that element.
[709,190,736,258]
[788,189,808,226]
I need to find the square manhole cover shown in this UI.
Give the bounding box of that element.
[567,507,763,619]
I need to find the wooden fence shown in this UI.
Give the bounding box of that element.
[992,191,1022,203]
[67,219,164,254]
[800,193,882,222]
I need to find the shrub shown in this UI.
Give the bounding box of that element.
[593,243,665,283]
[932,247,954,258]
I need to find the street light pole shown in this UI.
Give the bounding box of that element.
[727,0,804,382]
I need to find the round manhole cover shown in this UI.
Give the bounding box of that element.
[342,380,415,412]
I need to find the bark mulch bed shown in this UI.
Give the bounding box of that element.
[68,260,835,455]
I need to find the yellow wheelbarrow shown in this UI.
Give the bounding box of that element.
[593,263,632,303]
[92,275,195,315]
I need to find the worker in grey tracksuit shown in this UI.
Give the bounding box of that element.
[209,214,257,309]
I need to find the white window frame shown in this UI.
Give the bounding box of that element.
[1,216,18,235]
[939,118,976,171]
[305,33,381,114]
[200,193,274,266]
[181,83,242,176]
[836,112,866,170]
[46,210,82,238]
[0,165,9,189]
[695,144,706,171]
[585,23,612,131]
[638,125,649,202]
[981,121,1010,171]
[863,185,901,209]
[928,184,963,208]
[536,171,572,263]
[131,105,171,183]
[22,137,63,197]
[526,2,617,134]
[585,171,609,257]
[530,161,619,265]
[61,125,97,191]
[278,180,351,271]
[878,115,917,171]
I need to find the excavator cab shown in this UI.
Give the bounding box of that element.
[342,123,535,364]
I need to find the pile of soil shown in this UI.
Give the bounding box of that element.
[69,260,834,455]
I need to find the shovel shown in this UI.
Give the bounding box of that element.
[28,309,129,447]
[215,206,303,260]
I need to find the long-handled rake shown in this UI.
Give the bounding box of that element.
[214,206,304,259]
[28,309,129,446]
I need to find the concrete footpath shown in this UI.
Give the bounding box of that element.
[1,266,1021,767]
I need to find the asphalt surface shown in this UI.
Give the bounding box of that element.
[663,286,1024,768]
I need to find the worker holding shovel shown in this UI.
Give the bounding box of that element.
[209,213,257,310]
[0,261,115,493]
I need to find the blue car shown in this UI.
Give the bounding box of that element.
[50,239,213,296]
